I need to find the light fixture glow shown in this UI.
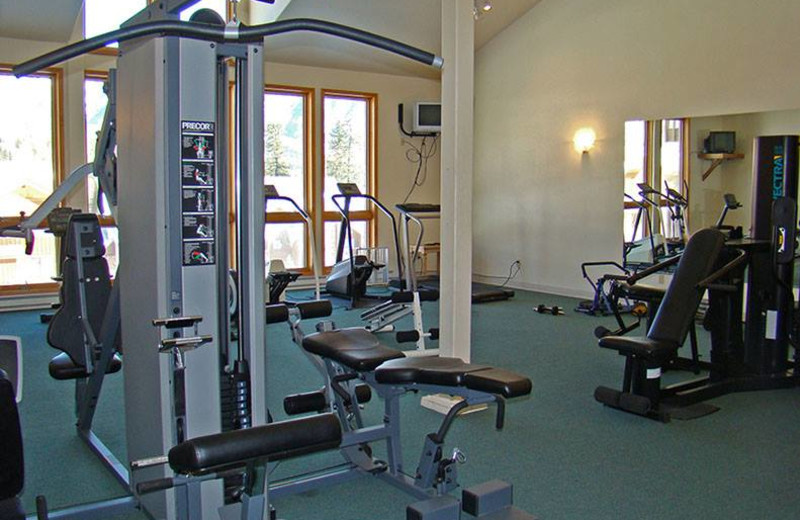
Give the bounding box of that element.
[573,128,596,154]
[473,0,493,20]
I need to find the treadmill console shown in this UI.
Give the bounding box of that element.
[337,183,362,196]
[264,184,280,199]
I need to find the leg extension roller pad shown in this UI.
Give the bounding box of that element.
[407,495,461,520]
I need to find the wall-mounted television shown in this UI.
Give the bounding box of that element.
[413,102,441,133]
[703,131,736,154]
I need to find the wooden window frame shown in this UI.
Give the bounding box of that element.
[624,118,690,234]
[320,89,378,266]
[264,84,315,274]
[0,65,65,295]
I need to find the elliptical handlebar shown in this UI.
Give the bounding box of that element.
[13,18,443,78]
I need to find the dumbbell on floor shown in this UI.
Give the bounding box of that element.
[534,304,564,316]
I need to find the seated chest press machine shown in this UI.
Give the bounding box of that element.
[595,136,800,422]
[15,3,534,519]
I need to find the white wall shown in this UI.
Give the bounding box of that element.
[474,0,800,297]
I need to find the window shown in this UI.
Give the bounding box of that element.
[264,86,312,271]
[84,72,120,275]
[658,119,686,240]
[84,72,109,215]
[84,0,147,48]
[322,90,376,267]
[0,67,62,288]
[623,120,646,241]
[622,118,688,248]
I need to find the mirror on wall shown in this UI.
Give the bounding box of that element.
[624,108,800,246]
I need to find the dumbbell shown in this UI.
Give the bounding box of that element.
[535,304,564,316]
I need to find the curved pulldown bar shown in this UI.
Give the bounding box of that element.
[14,18,443,77]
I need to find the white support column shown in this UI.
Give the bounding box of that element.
[439,0,474,361]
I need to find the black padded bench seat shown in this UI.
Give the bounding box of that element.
[168,413,342,475]
[302,328,405,371]
[48,352,122,381]
[375,357,532,399]
[617,282,665,301]
[598,336,678,364]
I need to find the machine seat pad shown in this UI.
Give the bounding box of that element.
[374,357,490,387]
[618,282,665,302]
[48,351,122,381]
[169,413,341,475]
[463,368,533,398]
[598,335,678,363]
[302,328,404,371]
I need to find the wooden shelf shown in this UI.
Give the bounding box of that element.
[698,152,745,181]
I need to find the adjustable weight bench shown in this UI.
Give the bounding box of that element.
[280,301,535,518]
[594,228,732,422]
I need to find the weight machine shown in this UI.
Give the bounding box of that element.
[13,1,442,518]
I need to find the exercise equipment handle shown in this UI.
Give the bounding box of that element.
[495,396,506,430]
[627,254,681,284]
[137,477,176,495]
[14,18,442,78]
[697,249,748,289]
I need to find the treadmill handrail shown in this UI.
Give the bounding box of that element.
[330,193,404,287]
[395,203,441,291]
[264,195,321,301]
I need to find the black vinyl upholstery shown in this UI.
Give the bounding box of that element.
[302,328,405,371]
[48,351,122,381]
[599,228,725,361]
[47,214,119,373]
[168,414,342,474]
[0,369,23,501]
[375,357,532,398]
[648,229,725,345]
[375,357,488,386]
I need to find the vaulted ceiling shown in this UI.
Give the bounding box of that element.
[0,0,542,77]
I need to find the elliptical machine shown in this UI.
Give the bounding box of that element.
[325,183,404,307]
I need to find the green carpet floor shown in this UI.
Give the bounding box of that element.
[3,288,800,519]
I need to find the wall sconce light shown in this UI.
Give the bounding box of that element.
[473,0,493,20]
[573,127,596,154]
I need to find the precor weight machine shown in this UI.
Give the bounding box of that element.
[14,2,442,518]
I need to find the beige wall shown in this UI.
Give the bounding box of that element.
[474,0,800,297]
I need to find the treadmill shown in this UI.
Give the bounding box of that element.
[395,203,514,304]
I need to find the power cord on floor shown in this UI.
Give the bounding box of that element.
[473,260,521,288]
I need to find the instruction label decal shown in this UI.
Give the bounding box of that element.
[181,120,216,266]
